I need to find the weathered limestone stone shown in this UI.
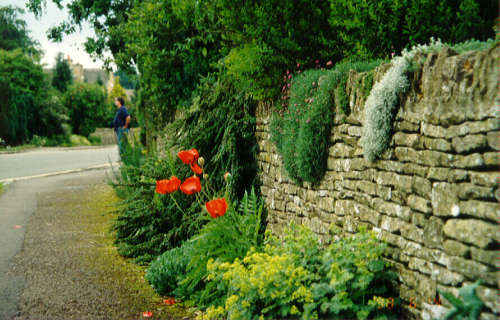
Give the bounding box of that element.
[470,247,499,267]
[443,240,470,257]
[347,125,362,137]
[421,303,449,320]
[476,285,500,313]
[394,120,420,133]
[431,183,460,217]
[427,167,468,182]
[480,313,497,320]
[443,219,499,248]
[452,153,484,168]
[423,217,444,249]
[380,215,406,233]
[402,163,428,177]
[407,195,431,213]
[393,132,424,148]
[459,200,499,222]
[457,183,495,200]
[469,171,498,187]
[411,213,427,228]
[421,122,448,138]
[448,256,495,284]
[452,134,488,154]
[447,118,500,138]
[328,143,355,158]
[483,152,499,166]
[318,197,335,212]
[422,137,452,152]
[372,198,411,221]
[400,223,424,243]
[486,131,500,150]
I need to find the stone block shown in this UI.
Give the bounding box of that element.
[380,215,406,233]
[393,132,424,148]
[483,152,499,166]
[447,118,500,138]
[443,219,499,248]
[431,182,460,217]
[459,200,499,222]
[448,256,495,284]
[452,153,484,169]
[421,122,448,138]
[486,131,500,150]
[372,198,411,221]
[427,167,468,182]
[452,134,488,154]
[395,120,420,132]
[408,195,431,213]
[423,217,444,249]
[443,240,470,257]
[457,183,495,200]
[401,223,424,243]
[469,171,498,187]
[476,285,500,313]
[470,247,499,267]
[318,197,335,212]
[422,137,452,152]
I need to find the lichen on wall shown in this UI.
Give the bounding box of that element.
[256,44,499,319]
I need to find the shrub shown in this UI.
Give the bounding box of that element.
[63,82,108,137]
[205,224,397,320]
[439,280,484,320]
[328,0,497,60]
[146,241,194,296]
[165,72,259,200]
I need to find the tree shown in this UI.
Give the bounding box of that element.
[52,53,73,92]
[0,5,40,57]
[0,49,67,145]
[63,82,107,137]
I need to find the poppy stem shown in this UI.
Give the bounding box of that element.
[169,193,185,214]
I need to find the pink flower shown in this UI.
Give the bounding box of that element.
[288,74,292,79]
[286,70,290,75]
[315,59,319,64]
[294,104,297,107]
[391,52,395,58]
[326,60,333,66]
[306,119,310,123]
[297,63,301,68]
[287,83,291,88]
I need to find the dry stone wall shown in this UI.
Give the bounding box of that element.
[256,45,499,319]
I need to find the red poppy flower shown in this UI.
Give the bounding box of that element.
[205,198,228,218]
[180,176,201,195]
[163,298,176,305]
[178,149,199,165]
[165,176,181,193]
[190,163,203,175]
[142,311,153,318]
[155,179,169,194]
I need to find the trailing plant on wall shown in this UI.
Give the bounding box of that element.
[272,60,381,184]
[359,38,496,161]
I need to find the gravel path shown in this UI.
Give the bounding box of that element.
[4,170,191,320]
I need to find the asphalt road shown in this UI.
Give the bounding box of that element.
[0,146,119,181]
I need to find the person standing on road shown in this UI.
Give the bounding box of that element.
[112,97,131,156]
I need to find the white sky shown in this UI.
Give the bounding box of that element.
[4,0,107,69]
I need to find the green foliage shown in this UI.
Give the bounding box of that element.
[439,281,484,320]
[63,82,107,137]
[166,72,258,200]
[146,241,194,296]
[174,189,264,308]
[205,224,396,320]
[111,145,204,263]
[272,61,380,184]
[0,49,67,145]
[52,52,73,92]
[328,0,497,60]
[0,5,40,57]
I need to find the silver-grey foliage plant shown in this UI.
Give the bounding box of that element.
[361,38,444,161]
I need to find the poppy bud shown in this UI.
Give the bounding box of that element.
[224,172,231,181]
[203,174,209,180]
[198,157,205,167]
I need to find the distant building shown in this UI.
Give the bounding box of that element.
[44,55,113,93]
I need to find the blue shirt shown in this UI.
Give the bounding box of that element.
[113,106,130,131]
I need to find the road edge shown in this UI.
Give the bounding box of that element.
[0,162,121,184]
